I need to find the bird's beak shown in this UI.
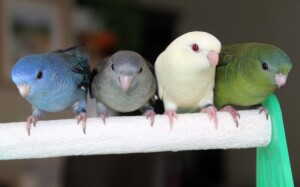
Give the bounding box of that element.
[275,74,288,88]
[207,51,219,67]
[119,75,134,92]
[17,85,30,97]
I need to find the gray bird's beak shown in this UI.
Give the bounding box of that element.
[119,75,134,92]
[275,74,287,88]
[17,85,30,97]
[207,51,219,67]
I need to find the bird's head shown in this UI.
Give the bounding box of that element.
[11,54,57,99]
[247,44,292,89]
[109,51,144,92]
[166,31,221,69]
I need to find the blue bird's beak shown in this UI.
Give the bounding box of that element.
[17,85,30,97]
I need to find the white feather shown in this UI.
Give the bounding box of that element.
[155,31,221,110]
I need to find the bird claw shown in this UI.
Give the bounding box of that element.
[77,112,88,134]
[144,110,156,127]
[98,113,109,124]
[201,105,218,129]
[221,105,240,127]
[164,110,177,129]
[258,106,269,120]
[26,116,39,136]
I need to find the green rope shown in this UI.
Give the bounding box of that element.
[256,94,294,187]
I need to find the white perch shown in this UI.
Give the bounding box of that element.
[0,110,271,160]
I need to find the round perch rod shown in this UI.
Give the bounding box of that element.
[0,110,270,160]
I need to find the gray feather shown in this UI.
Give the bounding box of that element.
[91,50,157,113]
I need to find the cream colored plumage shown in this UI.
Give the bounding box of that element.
[155,31,221,127]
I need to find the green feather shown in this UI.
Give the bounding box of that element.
[214,43,292,108]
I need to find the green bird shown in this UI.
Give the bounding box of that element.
[214,43,292,124]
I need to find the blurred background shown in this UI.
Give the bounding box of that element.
[0,0,299,186]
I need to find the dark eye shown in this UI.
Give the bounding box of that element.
[111,64,115,71]
[191,44,199,52]
[36,71,43,79]
[262,62,269,70]
[138,68,143,74]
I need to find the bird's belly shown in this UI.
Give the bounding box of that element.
[223,85,275,107]
[27,88,80,112]
[230,93,270,106]
[166,83,208,108]
[99,88,151,113]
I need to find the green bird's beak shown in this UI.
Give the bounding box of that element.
[275,74,287,88]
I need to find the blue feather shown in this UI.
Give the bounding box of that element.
[11,45,90,134]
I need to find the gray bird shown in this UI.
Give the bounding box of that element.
[91,50,157,125]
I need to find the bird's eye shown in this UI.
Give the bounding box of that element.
[111,64,115,71]
[138,68,143,74]
[36,71,43,79]
[262,62,269,70]
[191,44,200,52]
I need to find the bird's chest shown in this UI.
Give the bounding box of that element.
[226,78,275,106]
[28,79,81,112]
[99,80,153,112]
[164,70,214,106]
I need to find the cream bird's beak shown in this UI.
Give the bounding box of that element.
[119,75,134,92]
[207,51,219,67]
[17,85,30,97]
[275,74,288,88]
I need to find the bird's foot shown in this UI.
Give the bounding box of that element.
[77,112,88,134]
[98,113,109,124]
[144,110,156,127]
[220,105,240,127]
[26,116,39,136]
[164,110,177,129]
[201,105,218,129]
[258,106,269,120]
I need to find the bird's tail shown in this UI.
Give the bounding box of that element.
[54,43,91,67]
[54,43,85,53]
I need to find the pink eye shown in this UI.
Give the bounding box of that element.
[191,44,199,52]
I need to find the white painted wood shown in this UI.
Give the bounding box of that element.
[0,110,271,160]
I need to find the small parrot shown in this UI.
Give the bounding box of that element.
[214,43,292,125]
[11,45,90,135]
[154,31,221,128]
[90,50,157,125]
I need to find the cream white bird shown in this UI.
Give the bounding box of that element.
[155,31,221,128]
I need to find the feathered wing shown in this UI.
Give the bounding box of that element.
[215,46,235,108]
[217,44,240,68]
[217,44,248,68]
[215,44,249,108]
[154,53,165,100]
[144,58,159,100]
[69,50,90,91]
[53,44,90,91]
[144,58,155,76]
[90,56,110,98]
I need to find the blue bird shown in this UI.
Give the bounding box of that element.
[11,45,90,135]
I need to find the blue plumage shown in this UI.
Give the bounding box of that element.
[11,46,90,135]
